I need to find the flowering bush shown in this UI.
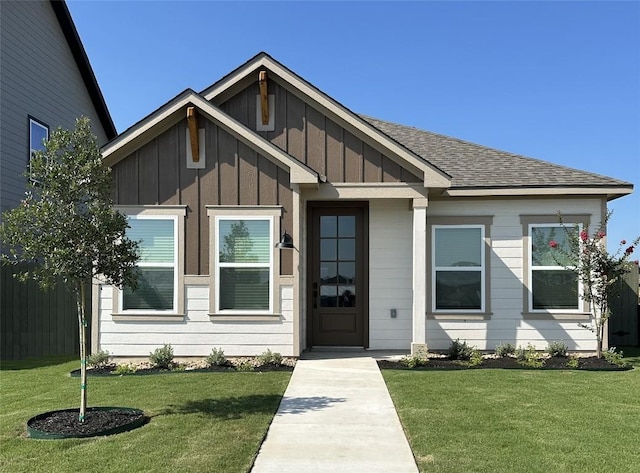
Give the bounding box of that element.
[550,211,639,358]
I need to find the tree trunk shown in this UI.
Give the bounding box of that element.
[77,283,88,422]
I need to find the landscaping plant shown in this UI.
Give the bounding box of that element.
[0,117,140,422]
[551,211,639,358]
[149,344,175,369]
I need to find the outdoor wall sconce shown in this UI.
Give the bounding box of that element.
[275,230,294,249]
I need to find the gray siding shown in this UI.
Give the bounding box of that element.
[0,1,109,215]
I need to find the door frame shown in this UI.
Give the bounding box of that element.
[306,201,369,348]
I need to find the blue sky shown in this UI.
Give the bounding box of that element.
[68,1,639,251]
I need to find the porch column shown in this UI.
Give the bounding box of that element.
[411,198,428,356]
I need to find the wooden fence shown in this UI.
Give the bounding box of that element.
[1,264,89,361]
[608,264,640,347]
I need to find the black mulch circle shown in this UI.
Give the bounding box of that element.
[28,408,146,439]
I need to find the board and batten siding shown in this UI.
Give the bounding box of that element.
[425,197,603,351]
[218,80,422,184]
[110,119,294,276]
[368,200,414,349]
[0,1,109,215]
[97,283,295,357]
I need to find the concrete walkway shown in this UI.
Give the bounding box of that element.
[251,351,418,473]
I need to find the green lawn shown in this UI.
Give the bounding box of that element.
[383,348,640,473]
[0,357,291,473]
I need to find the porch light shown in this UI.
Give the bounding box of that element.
[275,230,294,249]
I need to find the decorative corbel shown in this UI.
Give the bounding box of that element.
[186,106,199,162]
[259,70,269,125]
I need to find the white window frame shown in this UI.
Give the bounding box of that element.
[111,206,186,320]
[29,117,49,181]
[432,224,486,313]
[528,223,582,314]
[207,206,282,319]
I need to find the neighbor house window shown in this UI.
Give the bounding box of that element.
[529,224,579,311]
[215,217,273,312]
[121,215,178,312]
[432,225,485,312]
[29,117,49,179]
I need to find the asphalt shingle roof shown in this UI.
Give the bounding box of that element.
[361,116,631,190]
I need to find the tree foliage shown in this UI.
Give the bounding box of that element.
[0,117,140,420]
[551,211,639,358]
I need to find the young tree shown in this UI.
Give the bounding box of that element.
[550,212,639,358]
[0,117,140,421]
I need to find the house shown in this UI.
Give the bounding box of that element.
[1,0,117,360]
[93,52,632,358]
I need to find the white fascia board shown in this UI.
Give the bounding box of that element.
[441,187,633,199]
[203,55,451,189]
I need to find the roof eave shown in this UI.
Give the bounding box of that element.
[441,186,633,200]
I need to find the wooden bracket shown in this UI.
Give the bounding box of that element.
[186,106,199,162]
[259,70,269,125]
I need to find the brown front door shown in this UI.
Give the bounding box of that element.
[308,203,368,347]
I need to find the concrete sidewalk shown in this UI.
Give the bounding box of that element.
[251,351,418,473]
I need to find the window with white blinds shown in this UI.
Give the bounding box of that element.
[216,218,272,312]
[433,225,484,311]
[122,216,177,311]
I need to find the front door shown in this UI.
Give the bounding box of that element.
[308,203,368,347]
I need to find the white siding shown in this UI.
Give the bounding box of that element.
[368,200,413,349]
[425,198,602,351]
[98,283,295,357]
[0,1,109,215]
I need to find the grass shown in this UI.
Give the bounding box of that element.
[0,357,291,473]
[382,347,640,473]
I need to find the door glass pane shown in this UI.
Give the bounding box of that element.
[338,239,355,261]
[320,263,337,283]
[219,268,270,310]
[338,262,355,284]
[338,285,356,307]
[435,270,481,310]
[435,227,481,267]
[320,285,337,307]
[320,216,337,237]
[338,216,355,237]
[321,239,337,260]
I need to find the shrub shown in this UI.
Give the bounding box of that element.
[400,355,429,368]
[113,363,137,375]
[447,339,475,360]
[149,344,174,369]
[235,360,255,371]
[257,349,283,367]
[547,341,568,358]
[567,356,580,369]
[516,344,543,368]
[456,348,484,367]
[205,347,228,367]
[87,349,111,369]
[602,347,630,368]
[495,343,516,358]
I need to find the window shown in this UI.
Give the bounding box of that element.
[432,225,485,312]
[29,117,49,179]
[121,215,178,312]
[215,217,273,312]
[529,224,579,311]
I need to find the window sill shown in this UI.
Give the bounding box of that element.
[209,314,283,322]
[111,313,185,322]
[427,313,492,321]
[522,312,592,321]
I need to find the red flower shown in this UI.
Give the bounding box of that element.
[597,231,606,239]
[549,240,558,248]
[621,239,626,245]
[580,230,589,242]
[625,246,634,255]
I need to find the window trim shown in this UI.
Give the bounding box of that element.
[427,216,493,320]
[111,206,186,321]
[28,116,49,181]
[520,214,591,320]
[207,206,282,319]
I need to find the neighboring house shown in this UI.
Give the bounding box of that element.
[93,52,632,358]
[1,0,117,360]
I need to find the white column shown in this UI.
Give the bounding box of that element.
[411,199,428,356]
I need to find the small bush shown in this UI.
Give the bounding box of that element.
[567,356,580,369]
[235,360,255,372]
[257,349,283,367]
[205,347,228,367]
[113,363,137,375]
[447,339,475,360]
[457,348,484,367]
[603,347,630,368]
[547,341,568,358]
[495,343,516,358]
[400,355,429,368]
[516,344,543,368]
[149,344,174,369]
[87,349,111,369]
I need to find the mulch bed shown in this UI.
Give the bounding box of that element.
[377,356,631,371]
[28,408,146,438]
